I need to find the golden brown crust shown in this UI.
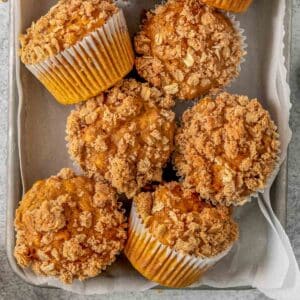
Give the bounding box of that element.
[174,93,280,205]
[66,79,176,198]
[20,0,118,64]
[134,0,245,100]
[134,182,238,257]
[14,168,127,284]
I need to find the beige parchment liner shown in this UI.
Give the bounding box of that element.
[26,9,134,105]
[125,204,233,288]
[12,0,300,298]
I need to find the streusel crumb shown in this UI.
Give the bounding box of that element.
[174,93,280,205]
[20,0,118,64]
[14,168,127,283]
[66,79,176,198]
[135,182,238,257]
[134,0,245,100]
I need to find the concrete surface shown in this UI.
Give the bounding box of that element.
[0,1,299,299]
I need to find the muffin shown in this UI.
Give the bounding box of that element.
[174,93,280,206]
[66,79,176,198]
[14,168,127,283]
[201,0,253,13]
[134,0,245,100]
[19,0,134,105]
[125,182,238,288]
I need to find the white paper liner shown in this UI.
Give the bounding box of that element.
[125,203,234,287]
[227,12,247,73]
[25,9,134,104]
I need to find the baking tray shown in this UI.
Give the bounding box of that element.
[6,0,291,291]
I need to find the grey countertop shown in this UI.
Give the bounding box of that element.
[1,1,299,299]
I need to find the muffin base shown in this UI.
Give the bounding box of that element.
[125,204,233,288]
[26,10,134,105]
[202,0,253,13]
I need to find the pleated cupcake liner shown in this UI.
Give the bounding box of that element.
[203,0,253,13]
[125,204,233,288]
[26,9,134,105]
[234,158,282,206]
[225,12,247,81]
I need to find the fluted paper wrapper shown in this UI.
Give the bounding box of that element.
[225,12,247,89]
[26,9,134,105]
[125,204,233,288]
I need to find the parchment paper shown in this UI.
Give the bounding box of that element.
[14,0,299,299]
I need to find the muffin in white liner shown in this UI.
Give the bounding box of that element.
[19,0,134,105]
[14,168,128,284]
[174,92,281,206]
[134,0,247,100]
[125,182,238,288]
[66,79,176,199]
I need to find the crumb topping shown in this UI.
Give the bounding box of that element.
[134,182,238,257]
[174,93,280,205]
[134,0,245,100]
[66,79,176,198]
[14,168,127,283]
[20,0,118,64]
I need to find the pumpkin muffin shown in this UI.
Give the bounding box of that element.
[134,0,245,100]
[14,168,127,284]
[66,79,176,198]
[174,93,280,206]
[20,0,134,104]
[201,0,253,13]
[125,182,238,287]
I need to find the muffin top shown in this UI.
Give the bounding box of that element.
[20,0,118,64]
[14,168,127,283]
[134,0,245,100]
[135,182,238,257]
[174,93,280,205]
[66,79,176,198]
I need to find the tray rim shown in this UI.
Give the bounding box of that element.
[5,0,292,291]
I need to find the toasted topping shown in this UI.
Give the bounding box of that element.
[134,0,245,100]
[20,0,118,64]
[135,182,238,257]
[66,79,176,198]
[14,169,127,283]
[174,93,280,205]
